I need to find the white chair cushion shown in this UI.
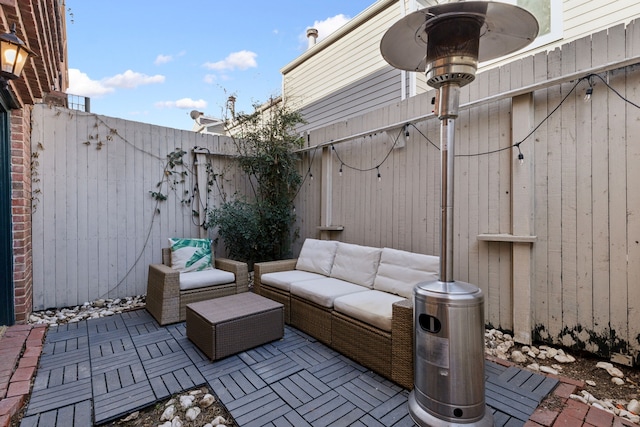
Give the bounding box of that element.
[330,242,382,289]
[260,270,326,292]
[373,247,439,299]
[179,269,235,291]
[333,290,405,332]
[295,239,339,276]
[169,238,213,273]
[290,277,369,308]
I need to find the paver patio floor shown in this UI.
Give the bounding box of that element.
[19,308,558,426]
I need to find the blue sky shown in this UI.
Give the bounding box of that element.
[65,1,376,130]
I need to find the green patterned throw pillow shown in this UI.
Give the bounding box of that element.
[169,238,213,272]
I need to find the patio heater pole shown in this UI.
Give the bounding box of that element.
[439,83,459,284]
[380,3,538,426]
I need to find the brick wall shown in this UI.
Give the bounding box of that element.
[10,107,32,323]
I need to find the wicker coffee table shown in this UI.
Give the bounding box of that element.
[186,292,284,360]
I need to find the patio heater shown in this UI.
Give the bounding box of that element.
[380,2,538,426]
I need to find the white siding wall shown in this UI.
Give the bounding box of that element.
[282,1,399,120]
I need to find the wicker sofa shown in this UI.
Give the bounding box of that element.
[147,247,249,325]
[254,238,439,389]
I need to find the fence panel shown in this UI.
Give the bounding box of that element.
[31,107,243,309]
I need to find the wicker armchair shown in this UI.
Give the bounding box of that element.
[146,248,249,325]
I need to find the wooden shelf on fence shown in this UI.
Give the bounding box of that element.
[317,225,344,232]
[477,233,536,243]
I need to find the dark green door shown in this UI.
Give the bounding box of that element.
[0,100,13,325]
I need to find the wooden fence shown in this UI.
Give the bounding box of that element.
[290,22,640,363]
[31,21,640,363]
[30,107,246,310]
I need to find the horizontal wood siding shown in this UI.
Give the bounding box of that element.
[297,66,401,133]
[283,2,398,111]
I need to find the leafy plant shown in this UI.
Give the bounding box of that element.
[208,99,305,267]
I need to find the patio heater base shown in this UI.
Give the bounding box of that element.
[408,392,494,427]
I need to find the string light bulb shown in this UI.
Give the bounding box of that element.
[377,166,381,182]
[339,163,343,176]
[584,76,594,102]
[584,86,593,102]
[516,144,525,165]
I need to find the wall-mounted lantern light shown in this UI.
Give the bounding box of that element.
[0,24,35,82]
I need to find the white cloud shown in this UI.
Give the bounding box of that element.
[155,98,207,109]
[67,69,114,97]
[203,50,258,71]
[301,14,351,44]
[203,74,217,84]
[67,68,166,98]
[102,70,165,89]
[154,54,173,65]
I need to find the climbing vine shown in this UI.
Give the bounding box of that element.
[150,147,226,226]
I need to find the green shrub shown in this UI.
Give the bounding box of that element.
[208,100,304,268]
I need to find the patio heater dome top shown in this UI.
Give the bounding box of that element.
[380,1,538,88]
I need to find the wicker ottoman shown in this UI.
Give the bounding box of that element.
[186,292,284,360]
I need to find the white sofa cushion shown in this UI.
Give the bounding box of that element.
[373,247,439,299]
[290,277,369,308]
[260,270,326,292]
[179,269,235,291]
[295,239,339,276]
[333,290,405,332]
[330,242,382,289]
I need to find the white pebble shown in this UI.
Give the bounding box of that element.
[510,350,528,363]
[211,416,227,425]
[611,377,625,385]
[199,394,216,408]
[570,394,588,404]
[596,361,613,370]
[539,366,559,375]
[628,399,640,414]
[186,407,201,421]
[179,395,195,409]
[160,405,175,421]
[620,410,640,423]
[585,380,596,386]
[606,366,624,378]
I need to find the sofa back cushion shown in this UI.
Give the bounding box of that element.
[373,247,439,299]
[330,242,382,289]
[295,239,339,276]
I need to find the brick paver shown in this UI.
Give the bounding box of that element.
[585,406,615,426]
[530,406,560,426]
[0,324,45,427]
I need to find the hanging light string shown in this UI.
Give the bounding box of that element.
[331,126,404,180]
[291,144,320,203]
[407,72,640,160]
